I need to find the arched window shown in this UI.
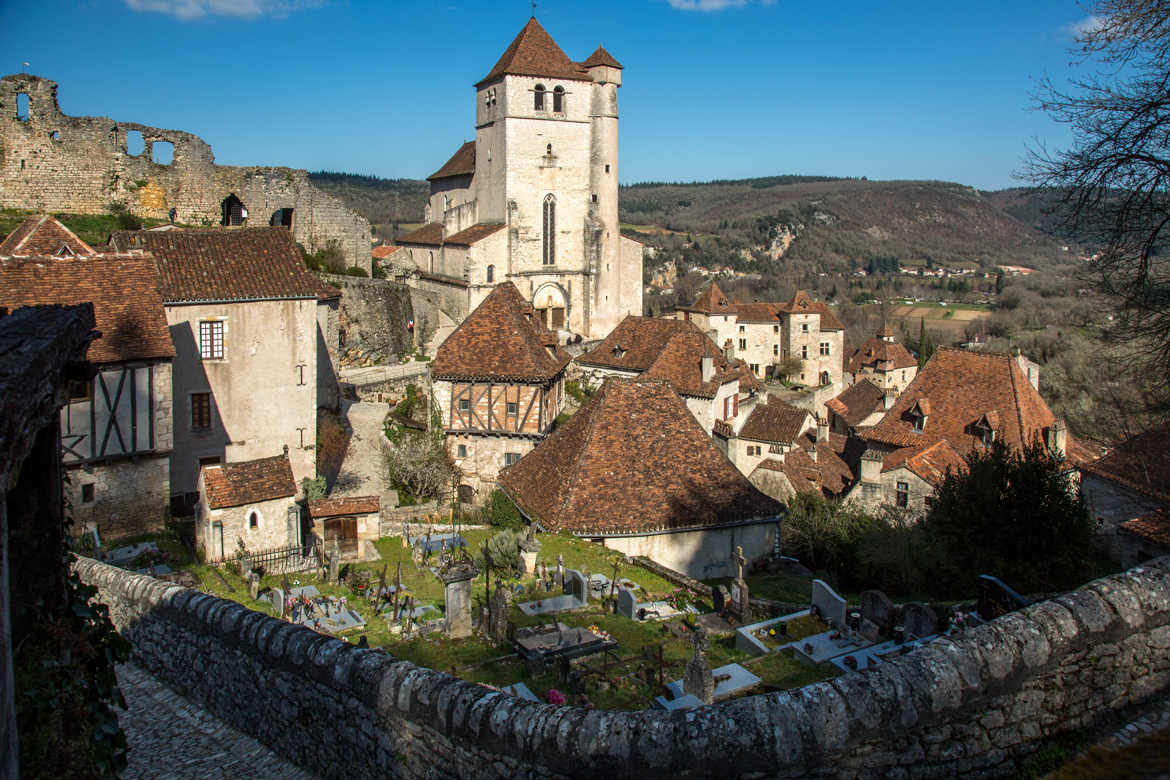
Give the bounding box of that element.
[542,195,555,265]
[534,84,546,111]
[248,511,259,529]
[486,264,494,283]
[553,86,564,112]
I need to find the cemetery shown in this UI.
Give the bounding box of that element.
[89,528,1016,712]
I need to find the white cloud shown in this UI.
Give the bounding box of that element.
[667,0,775,11]
[1065,14,1105,38]
[124,0,324,21]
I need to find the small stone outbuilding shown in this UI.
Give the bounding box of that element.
[196,453,298,562]
[307,496,381,561]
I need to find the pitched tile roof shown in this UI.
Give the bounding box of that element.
[0,215,96,257]
[582,46,623,69]
[202,454,296,510]
[307,496,381,518]
[427,141,476,181]
[735,302,780,323]
[498,378,782,534]
[882,439,967,487]
[755,452,821,496]
[640,328,740,399]
[1081,421,1170,503]
[1120,509,1170,547]
[109,227,341,304]
[826,379,886,427]
[676,282,735,314]
[578,316,696,371]
[0,254,174,363]
[395,223,445,247]
[847,335,917,374]
[371,245,402,259]
[476,17,592,87]
[776,290,845,330]
[739,395,812,444]
[864,347,1057,456]
[445,223,506,246]
[432,281,570,381]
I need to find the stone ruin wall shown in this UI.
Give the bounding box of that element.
[0,74,371,270]
[72,553,1170,778]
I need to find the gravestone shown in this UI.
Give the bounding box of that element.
[268,587,284,617]
[859,618,880,643]
[238,548,251,579]
[617,588,637,620]
[440,561,479,639]
[487,586,509,642]
[247,571,261,601]
[860,590,895,635]
[520,524,541,576]
[581,568,592,602]
[729,546,751,623]
[564,569,587,602]
[976,574,1030,620]
[902,602,938,639]
[327,539,341,585]
[682,625,714,705]
[712,585,728,614]
[811,579,847,627]
[556,554,564,589]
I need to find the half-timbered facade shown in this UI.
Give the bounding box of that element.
[0,249,176,539]
[431,282,570,499]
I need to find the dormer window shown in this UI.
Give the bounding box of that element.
[534,84,546,111]
[611,345,627,359]
[56,244,74,257]
[553,85,564,112]
[909,399,931,433]
[974,411,1000,447]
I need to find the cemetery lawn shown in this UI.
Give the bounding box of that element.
[101,529,837,710]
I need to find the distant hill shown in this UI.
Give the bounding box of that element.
[309,171,1076,271]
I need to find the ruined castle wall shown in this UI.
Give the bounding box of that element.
[72,554,1170,779]
[0,74,370,270]
[319,274,415,365]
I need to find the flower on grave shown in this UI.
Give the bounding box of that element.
[844,655,857,669]
[547,689,566,706]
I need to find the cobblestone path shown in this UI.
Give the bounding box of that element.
[116,663,317,780]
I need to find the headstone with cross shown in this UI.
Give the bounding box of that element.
[729,546,751,623]
[683,625,715,704]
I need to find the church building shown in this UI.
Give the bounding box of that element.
[396,18,643,340]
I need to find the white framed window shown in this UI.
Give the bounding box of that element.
[820,342,831,356]
[199,320,224,360]
[801,345,808,359]
[504,452,521,466]
[457,444,467,458]
[458,398,470,411]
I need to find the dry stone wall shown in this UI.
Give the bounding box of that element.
[0,74,371,270]
[71,553,1170,778]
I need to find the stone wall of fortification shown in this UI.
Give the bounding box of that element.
[71,554,1170,778]
[0,74,371,271]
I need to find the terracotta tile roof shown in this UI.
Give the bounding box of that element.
[498,378,782,535]
[427,141,476,181]
[432,282,570,381]
[307,496,381,518]
[1081,421,1170,503]
[445,223,506,246]
[0,215,96,257]
[476,17,592,87]
[109,227,340,304]
[736,360,763,392]
[735,302,780,323]
[1120,509,1170,547]
[677,282,735,314]
[0,254,174,363]
[775,290,845,330]
[847,336,917,374]
[1065,435,1106,470]
[202,454,296,510]
[738,395,812,444]
[754,453,821,495]
[882,439,967,488]
[640,328,740,399]
[826,379,886,427]
[395,223,445,247]
[812,432,862,496]
[582,46,623,69]
[578,316,696,371]
[864,348,1057,457]
[758,432,859,498]
[372,245,402,259]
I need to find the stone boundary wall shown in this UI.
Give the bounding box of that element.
[318,275,415,366]
[630,555,802,616]
[73,554,1170,778]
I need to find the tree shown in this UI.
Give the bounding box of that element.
[780,493,877,585]
[920,440,1099,593]
[383,432,456,504]
[1026,0,1170,374]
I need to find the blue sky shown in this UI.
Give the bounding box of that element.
[1,0,1096,190]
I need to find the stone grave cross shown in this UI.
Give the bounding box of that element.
[733,545,746,581]
[683,625,714,705]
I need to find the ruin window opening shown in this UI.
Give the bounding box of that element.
[152,141,174,165]
[553,85,564,112]
[542,194,556,265]
[534,84,546,111]
[49,130,60,141]
[82,484,95,503]
[126,130,145,157]
[221,194,247,226]
[16,93,29,122]
[270,208,294,228]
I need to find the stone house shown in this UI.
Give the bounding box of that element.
[0,226,176,540]
[108,227,341,504]
[431,282,571,500]
[196,453,299,562]
[676,283,844,388]
[849,347,1087,513]
[395,18,643,340]
[1080,421,1170,565]
[844,325,917,392]
[576,315,756,436]
[825,378,890,435]
[726,394,814,477]
[306,496,381,562]
[747,428,860,505]
[498,377,783,579]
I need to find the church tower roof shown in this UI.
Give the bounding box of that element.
[476,17,592,87]
[583,46,623,70]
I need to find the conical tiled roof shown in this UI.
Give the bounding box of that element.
[476,17,591,87]
[582,46,623,69]
[677,281,735,314]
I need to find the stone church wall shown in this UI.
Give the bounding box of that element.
[0,74,370,271]
[72,552,1170,778]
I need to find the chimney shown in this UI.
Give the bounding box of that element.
[817,416,829,443]
[883,389,897,410]
[806,444,818,464]
[701,355,714,383]
[1048,419,1068,459]
[723,339,734,361]
[860,449,883,484]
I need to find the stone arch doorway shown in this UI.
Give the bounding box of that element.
[533,284,568,330]
[221,194,247,227]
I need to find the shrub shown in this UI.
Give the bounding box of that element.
[485,489,525,531]
[345,266,369,277]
